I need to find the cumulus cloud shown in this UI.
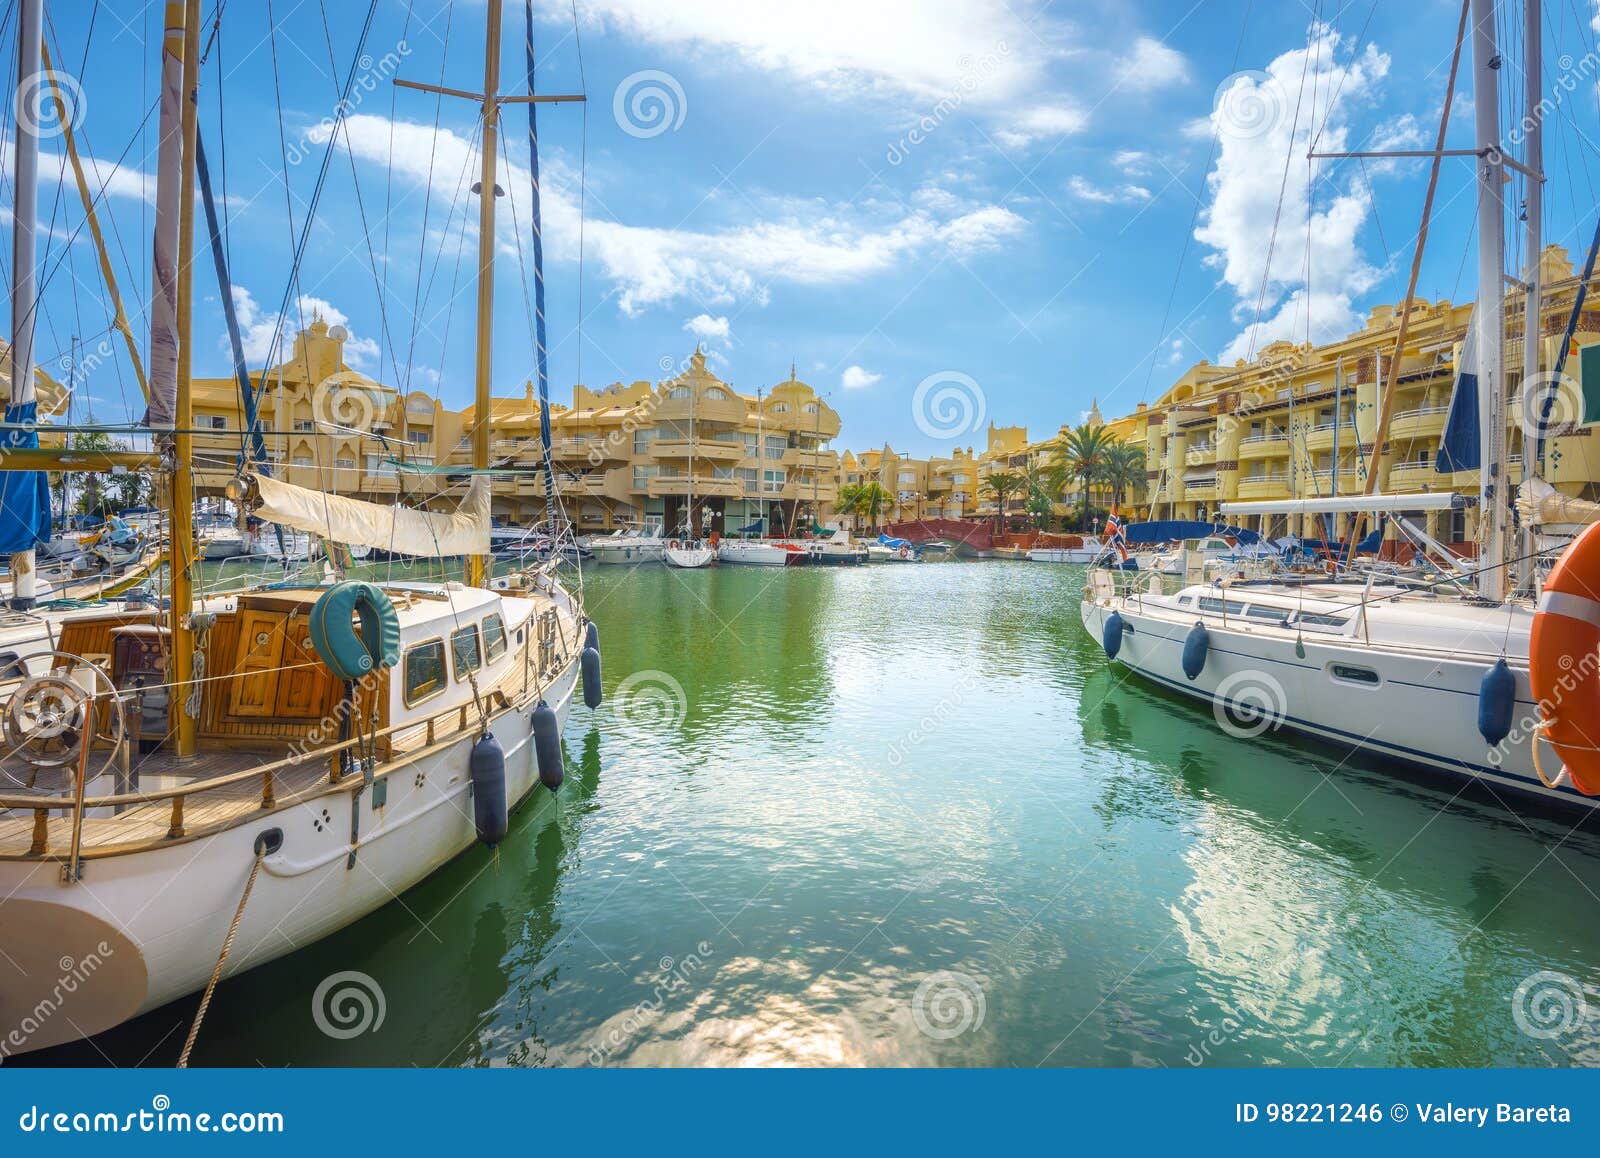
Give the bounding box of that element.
[1117,36,1189,91]
[1192,25,1392,363]
[841,365,882,390]
[324,114,1026,317]
[993,103,1089,149]
[683,314,732,345]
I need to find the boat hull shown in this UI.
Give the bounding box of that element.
[1077,596,1589,808]
[0,659,579,1056]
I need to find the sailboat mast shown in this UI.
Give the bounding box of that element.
[171,0,201,757]
[466,0,504,589]
[687,357,696,537]
[1471,0,1509,602]
[1519,0,1543,589]
[7,0,42,610]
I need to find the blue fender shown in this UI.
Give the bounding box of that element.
[469,732,508,847]
[581,646,603,708]
[584,620,600,654]
[1182,621,1209,680]
[1478,658,1516,747]
[309,581,401,681]
[533,701,564,792]
[1102,611,1125,660]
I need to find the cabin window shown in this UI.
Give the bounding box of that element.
[1294,611,1350,629]
[1329,663,1380,686]
[482,613,507,662]
[1244,605,1288,623]
[1196,597,1247,615]
[404,639,447,706]
[452,624,483,679]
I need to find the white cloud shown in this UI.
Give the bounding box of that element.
[683,313,731,345]
[993,102,1089,149]
[841,365,882,390]
[1067,176,1152,205]
[1113,149,1153,175]
[328,114,1027,317]
[1192,26,1392,362]
[230,286,381,369]
[1117,36,1189,91]
[568,0,1042,103]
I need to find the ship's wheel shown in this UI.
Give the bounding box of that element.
[2,654,126,783]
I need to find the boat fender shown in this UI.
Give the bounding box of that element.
[1182,621,1209,680]
[309,581,401,681]
[1103,611,1125,660]
[470,732,509,848]
[1477,658,1516,747]
[584,620,600,655]
[581,646,603,709]
[533,701,564,792]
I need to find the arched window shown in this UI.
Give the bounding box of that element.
[802,403,819,414]
[669,386,691,399]
[407,396,433,416]
[704,387,728,401]
[771,402,791,413]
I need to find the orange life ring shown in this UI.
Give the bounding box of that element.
[897,545,911,559]
[668,538,681,550]
[1531,519,1600,794]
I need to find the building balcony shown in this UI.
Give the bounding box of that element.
[646,475,743,499]
[650,438,745,463]
[1389,405,1449,442]
[1186,444,1217,465]
[1184,477,1219,498]
[1301,421,1356,452]
[782,447,837,471]
[1236,474,1290,499]
[1306,468,1359,493]
[1238,434,1290,460]
[1386,460,1443,485]
[651,395,747,426]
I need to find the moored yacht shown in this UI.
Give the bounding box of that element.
[590,521,667,565]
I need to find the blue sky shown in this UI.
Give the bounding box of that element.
[22,0,1600,455]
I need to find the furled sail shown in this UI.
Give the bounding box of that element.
[236,472,490,557]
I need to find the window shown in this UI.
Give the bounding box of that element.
[201,414,227,429]
[409,429,431,445]
[669,386,691,399]
[952,473,969,484]
[1243,605,1287,623]
[634,428,658,453]
[1197,597,1247,615]
[1295,611,1350,630]
[482,614,507,662]
[334,457,357,472]
[451,624,482,679]
[763,469,785,492]
[1330,664,1380,686]
[407,397,434,415]
[633,465,659,488]
[292,454,312,468]
[366,454,395,478]
[803,402,819,414]
[765,435,786,460]
[294,419,315,433]
[771,402,790,413]
[704,387,727,401]
[404,640,447,705]
[898,471,916,484]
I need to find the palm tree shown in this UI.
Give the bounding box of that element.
[980,469,1025,532]
[835,480,891,532]
[1097,440,1147,511]
[1050,424,1117,531]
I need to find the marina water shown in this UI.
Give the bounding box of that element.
[22,562,1600,1066]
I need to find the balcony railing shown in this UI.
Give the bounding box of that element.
[1239,432,1288,445]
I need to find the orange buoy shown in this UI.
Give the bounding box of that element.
[1530,519,1600,794]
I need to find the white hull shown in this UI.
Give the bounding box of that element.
[663,545,715,568]
[590,541,664,565]
[1078,581,1589,808]
[718,541,804,566]
[0,618,580,1053]
[1028,547,1101,564]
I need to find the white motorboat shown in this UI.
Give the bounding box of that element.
[805,528,867,566]
[866,539,918,562]
[1028,536,1105,564]
[589,521,666,565]
[663,537,715,568]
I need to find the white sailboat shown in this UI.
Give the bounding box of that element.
[0,0,598,1056]
[1080,0,1600,808]
[663,354,714,569]
[718,386,805,566]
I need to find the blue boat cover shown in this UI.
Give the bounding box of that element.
[1124,519,1260,545]
[876,533,913,549]
[1437,309,1480,473]
[735,517,766,534]
[0,401,51,554]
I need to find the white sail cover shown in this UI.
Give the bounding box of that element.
[246,472,490,557]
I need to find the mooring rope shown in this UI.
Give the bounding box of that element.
[176,846,264,1068]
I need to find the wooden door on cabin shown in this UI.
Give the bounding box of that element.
[275,619,329,718]
[230,611,285,717]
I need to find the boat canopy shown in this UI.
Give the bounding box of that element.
[1125,519,1261,545]
[1221,493,1471,516]
[237,472,490,557]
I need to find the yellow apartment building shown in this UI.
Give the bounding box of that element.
[189,329,840,535]
[1101,245,1600,551]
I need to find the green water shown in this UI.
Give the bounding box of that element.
[25,562,1600,1067]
